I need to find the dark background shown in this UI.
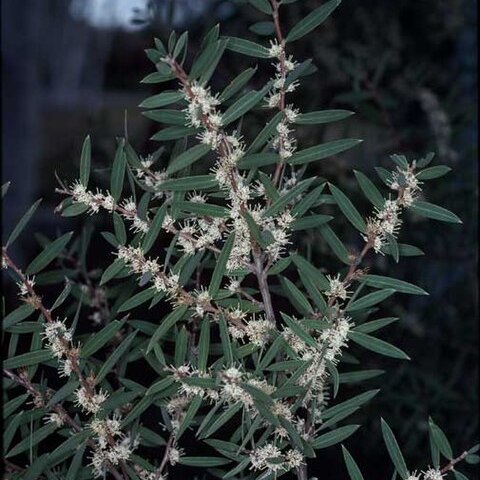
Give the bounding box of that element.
[2,0,478,478]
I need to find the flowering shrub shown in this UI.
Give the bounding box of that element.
[2,1,477,479]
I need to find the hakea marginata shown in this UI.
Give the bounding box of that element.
[2,1,470,480]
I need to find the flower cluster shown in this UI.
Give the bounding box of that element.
[319,316,352,362]
[69,182,150,235]
[228,314,272,346]
[117,245,180,298]
[175,216,225,255]
[421,469,445,480]
[388,162,422,207]
[325,274,351,301]
[249,443,303,475]
[16,275,36,300]
[363,160,422,253]
[90,425,138,478]
[266,39,299,160]
[74,386,108,415]
[183,81,222,131]
[134,154,169,198]
[282,312,353,419]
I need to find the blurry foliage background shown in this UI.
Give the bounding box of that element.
[2,0,478,478]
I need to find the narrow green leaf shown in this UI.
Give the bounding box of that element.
[295,109,354,125]
[190,39,225,80]
[237,152,279,169]
[248,0,272,14]
[339,369,385,384]
[249,21,275,36]
[151,126,197,141]
[263,178,315,218]
[197,319,210,371]
[245,111,283,154]
[222,83,271,125]
[96,330,138,382]
[219,67,258,102]
[318,224,351,264]
[291,214,332,231]
[143,109,186,125]
[51,280,72,311]
[176,201,228,218]
[3,304,35,329]
[330,183,367,232]
[199,38,228,85]
[410,200,462,224]
[209,233,235,297]
[322,390,380,420]
[147,306,188,353]
[26,232,73,275]
[289,138,362,165]
[353,317,398,334]
[311,424,360,449]
[342,445,365,480]
[286,0,341,42]
[156,175,217,191]
[347,289,395,311]
[81,319,125,357]
[46,380,79,408]
[100,258,126,285]
[118,288,156,312]
[79,135,91,186]
[6,199,42,247]
[349,331,410,360]
[142,204,167,254]
[353,170,384,209]
[280,278,313,316]
[381,418,409,479]
[363,275,428,295]
[111,140,126,201]
[6,423,57,458]
[429,418,453,460]
[179,457,231,467]
[224,37,270,58]
[219,315,234,366]
[291,253,330,290]
[2,181,11,198]
[416,166,451,180]
[201,402,242,439]
[177,395,203,440]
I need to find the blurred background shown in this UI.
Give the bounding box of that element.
[2,0,478,478]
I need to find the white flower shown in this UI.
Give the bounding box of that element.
[17,276,35,298]
[268,40,284,58]
[325,274,350,300]
[131,216,149,235]
[423,469,444,480]
[285,449,303,469]
[101,194,115,212]
[43,412,64,427]
[406,472,421,480]
[42,319,72,359]
[284,106,299,122]
[59,358,74,377]
[74,386,108,414]
[168,447,184,466]
[244,318,272,346]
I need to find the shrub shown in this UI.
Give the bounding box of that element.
[2,1,477,479]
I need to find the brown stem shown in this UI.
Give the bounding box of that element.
[253,251,276,325]
[297,463,308,480]
[156,432,175,478]
[440,450,469,474]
